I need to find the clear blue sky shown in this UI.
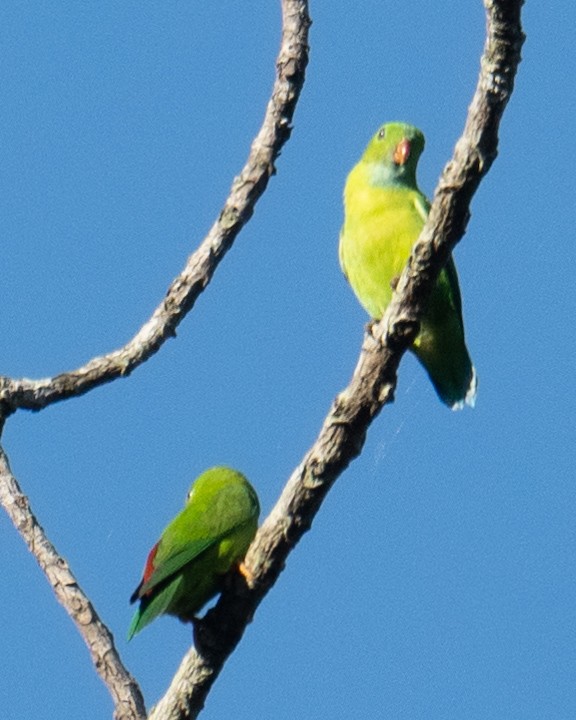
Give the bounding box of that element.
[1,3,574,719]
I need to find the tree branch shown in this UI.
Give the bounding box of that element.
[0,446,147,720]
[0,2,311,718]
[0,0,310,418]
[148,2,525,718]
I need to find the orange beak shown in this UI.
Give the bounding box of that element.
[393,138,411,165]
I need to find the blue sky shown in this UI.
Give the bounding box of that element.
[0,3,574,719]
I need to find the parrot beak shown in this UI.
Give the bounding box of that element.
[393,138,411,165]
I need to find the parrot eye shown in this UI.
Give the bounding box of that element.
[377,127,386,140]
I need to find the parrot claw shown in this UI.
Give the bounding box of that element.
[237,561,255,586]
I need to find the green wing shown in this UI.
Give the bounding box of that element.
[443,256,464,322]
[137,536,217,597]
[138,523,248,598]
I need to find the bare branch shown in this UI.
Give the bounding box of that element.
[0,2,311,717]
[148,2,525,718]
[0,446,147,720]
[0,0,310,417]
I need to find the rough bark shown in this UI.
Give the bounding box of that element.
[148,2,525,718]
[0,2,311,718]
[0,1,525,718]
[0,447,147,720]
[0,0,310,419]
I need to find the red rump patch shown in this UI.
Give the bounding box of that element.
[142,542,160,587]
[393,138,411,165]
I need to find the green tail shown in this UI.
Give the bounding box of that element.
[412,335,477,409]
[412,260,477,409]
[127,578,181,641]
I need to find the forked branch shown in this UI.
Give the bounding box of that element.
[0,0,311,419]
[0,2,311,719]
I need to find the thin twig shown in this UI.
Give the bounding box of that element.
[149,2,525,718]
[0,0,310,418]
[0,446,147,720]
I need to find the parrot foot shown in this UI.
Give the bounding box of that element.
[237,561,255,586]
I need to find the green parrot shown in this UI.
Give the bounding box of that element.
[339,122,477,409]
[128,466,260,640]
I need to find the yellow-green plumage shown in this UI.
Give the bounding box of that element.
[339,122,477,409]
[128,466,259,640]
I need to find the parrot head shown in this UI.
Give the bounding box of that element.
[184,465,258,508]
[361,122,425,187]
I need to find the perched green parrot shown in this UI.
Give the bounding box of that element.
[128,466,260,640]
[339,122,477,409]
